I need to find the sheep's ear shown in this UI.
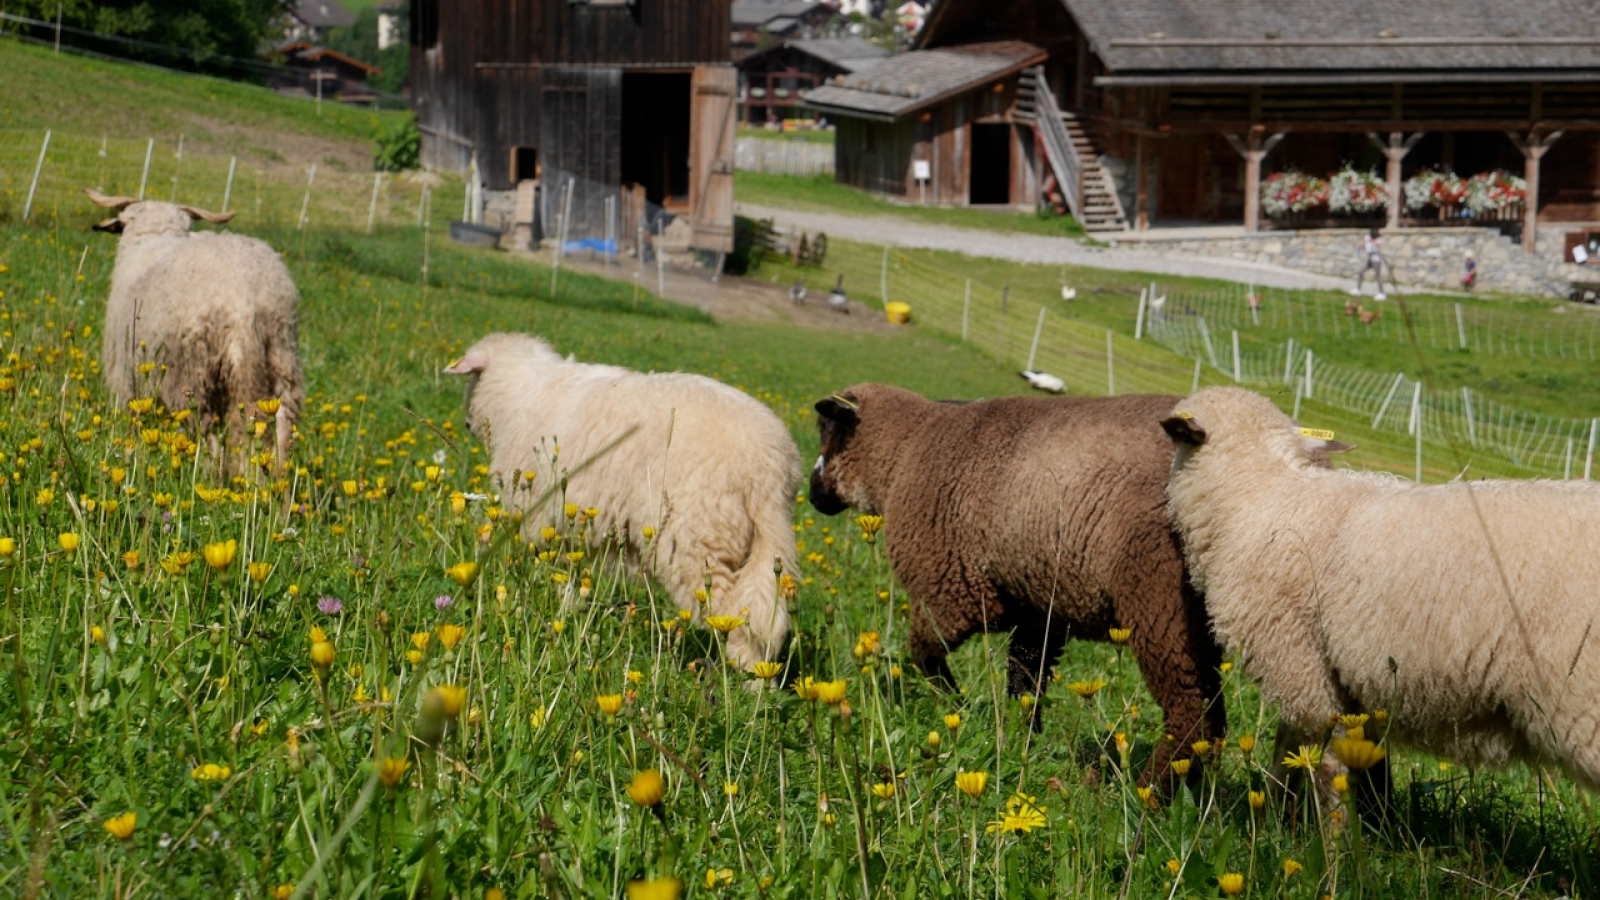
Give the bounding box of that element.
[814,393,859,427]
[83,187,136,209]
[1161,412,1206,446]
[180,205,235,225]
[443,349,488,375]
[1298,427,1354,455]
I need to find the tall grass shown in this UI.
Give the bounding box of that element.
[1,201,1596,899]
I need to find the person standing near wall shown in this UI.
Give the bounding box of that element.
[1352,227,1388,300]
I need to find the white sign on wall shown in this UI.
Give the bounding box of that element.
[912,159,930,181]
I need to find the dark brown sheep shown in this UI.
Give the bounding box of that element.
[810,383,1225,784]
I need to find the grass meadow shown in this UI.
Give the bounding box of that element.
[2,36,1600,900]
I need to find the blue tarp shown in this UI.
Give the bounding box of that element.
[562,239,617,255]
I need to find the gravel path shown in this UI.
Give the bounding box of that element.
[736,202,1355,292]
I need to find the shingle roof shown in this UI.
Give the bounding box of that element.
[801,40,1047,120]
[292,0,356,29]
[1064,0,1600,80]
[792,36,891,70]
[731,0,826,28]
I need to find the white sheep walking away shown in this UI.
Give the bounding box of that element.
[444,333,799,666]
[86,188,304,469]
[1162,386,1600,788]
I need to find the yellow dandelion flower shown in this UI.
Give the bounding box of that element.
[406,649,422,665]
[704,615,746,634]
[702,867,734,890]
[91,625,106,644]
[597,693,624,717]
[954,770,988,798]
[1170,758,1192,776]
[944,713,962,731]
[750,661,782,680]
[792,677,820,701]
[1236,734,1257,754]
[1248,790,1266,810]
[427,684,467,719]
[624,876,682,900]
[1067,679,1106,699]
[1332,774,1350,795]
[127,397,154,415]
[310,640,335,670]
[1329,737,1387,770]
[1164,859,1181,877]
[202,539,237,571]
[627,669,643,684]
[626,769,666,807]
[814,679,848,705]
[549,619,566,635]
[310,626,329,643]
[724,781,739,797]
[59,532,81,553]
[1218,872,1244,896]
[103,811,137,840]
[0,537,15,558]
[436,623,467,651]
[1108,627,1131,644]
[1282,859,1304,878]
[1191,740,1212,757]
[445,560,478,586]
[256,398,281,415]
[1339,713,1370,731]
[871,782,895,800]
[529,707,546,728]
[450,492,467,514]
[376,755,411,790]
[1136,786,1157,808]
[247,561,272,583]
[272,884,294,900]
[1282,744,1323,771]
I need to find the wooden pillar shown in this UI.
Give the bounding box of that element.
[1134,133,1148,230]
[1366,131,1425,231]
[1508,130,1562,252]
[1226,130,1285,233]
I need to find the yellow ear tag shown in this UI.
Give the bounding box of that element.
[830,393,859,411]
[1174,411,1194,420]
[1298,427,1336,441]
[447,357,463,369]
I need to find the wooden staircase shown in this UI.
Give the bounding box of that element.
[1016,67,1129,233]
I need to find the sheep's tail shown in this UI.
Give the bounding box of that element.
[723,490,796,667]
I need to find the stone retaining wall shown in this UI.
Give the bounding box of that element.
[1118,226,1581,296]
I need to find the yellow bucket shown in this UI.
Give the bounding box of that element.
[885,301,912,324]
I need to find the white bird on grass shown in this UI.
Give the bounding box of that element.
[789,277,807,305]
[1020,370,1066,393]
[1060,286,1077,301]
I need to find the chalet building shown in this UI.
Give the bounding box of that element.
[736,36,887,124]
[731,1,842,62]
[284,0,357,43]
[275,42,380,104]
[409,0,736,251]
[803,0,1600,251]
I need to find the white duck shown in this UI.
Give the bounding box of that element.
[1020,370,1066,393]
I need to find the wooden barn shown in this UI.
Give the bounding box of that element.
[408,0,736,250]
[804,0,1600,247]
[736,37,888,125]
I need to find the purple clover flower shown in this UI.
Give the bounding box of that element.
[434,595,454,610]
[317,596,343,615]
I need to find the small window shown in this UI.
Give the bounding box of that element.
[511,147,539,183]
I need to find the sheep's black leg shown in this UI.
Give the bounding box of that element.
[1003,605,1069,732]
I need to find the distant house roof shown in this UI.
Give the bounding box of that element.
[278,40,380,75]
[802,40,1046,120]
[1063,0,1600,84]
[291,0,357,30]
[738,36,889,72]
[731,0,829,29]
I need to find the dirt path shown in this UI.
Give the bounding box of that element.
[736,202,1355,292]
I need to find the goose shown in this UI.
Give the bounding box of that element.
[789,277,807,305]
[828,275,849,313]
[1020,370,1066,393]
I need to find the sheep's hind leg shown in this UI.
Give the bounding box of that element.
[1003,604,1069,732]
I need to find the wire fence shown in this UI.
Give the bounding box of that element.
[0,127,446,233]
[856,246,1598,481]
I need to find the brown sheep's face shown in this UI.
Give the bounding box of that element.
[809,393,862,516]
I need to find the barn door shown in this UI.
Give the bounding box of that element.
[688,65,736,252]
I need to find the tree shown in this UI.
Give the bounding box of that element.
[4,0,293,75]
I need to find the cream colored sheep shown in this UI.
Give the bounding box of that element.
[85,188,303,469]
[1162,386,1600,788]
[444,333,799,666]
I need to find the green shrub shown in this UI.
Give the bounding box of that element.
[374,115,420,172]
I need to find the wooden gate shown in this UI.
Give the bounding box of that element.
[689,65,736,252]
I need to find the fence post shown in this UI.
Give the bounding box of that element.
[880,245,889,305]
[1407,382,1422,436]
[1462,387,1476,445]
[366,172,382,234]
[1304,350,1315,399]
[1565,438,1575,480]
[1414,388,1424,483]
[1293,380,1304,420]
[1455,302,1468,350]
[222,156,237,215]
[171,133,184,201]
[1197,317,1217,368]
[1106,329,1115,396]
[1192,358,1203,394]
[139,138,153,200]
[22,129,51,223]
[1284,338,1295,383]
[1373,373,1406,429]
[1587,418,1597,480]
[962,279,971,342]
[297,164,316,232]
[1231,329,1241,382]
[1026,306,1046,373]
[1134,288,1147,340]
[655,213,665,298]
